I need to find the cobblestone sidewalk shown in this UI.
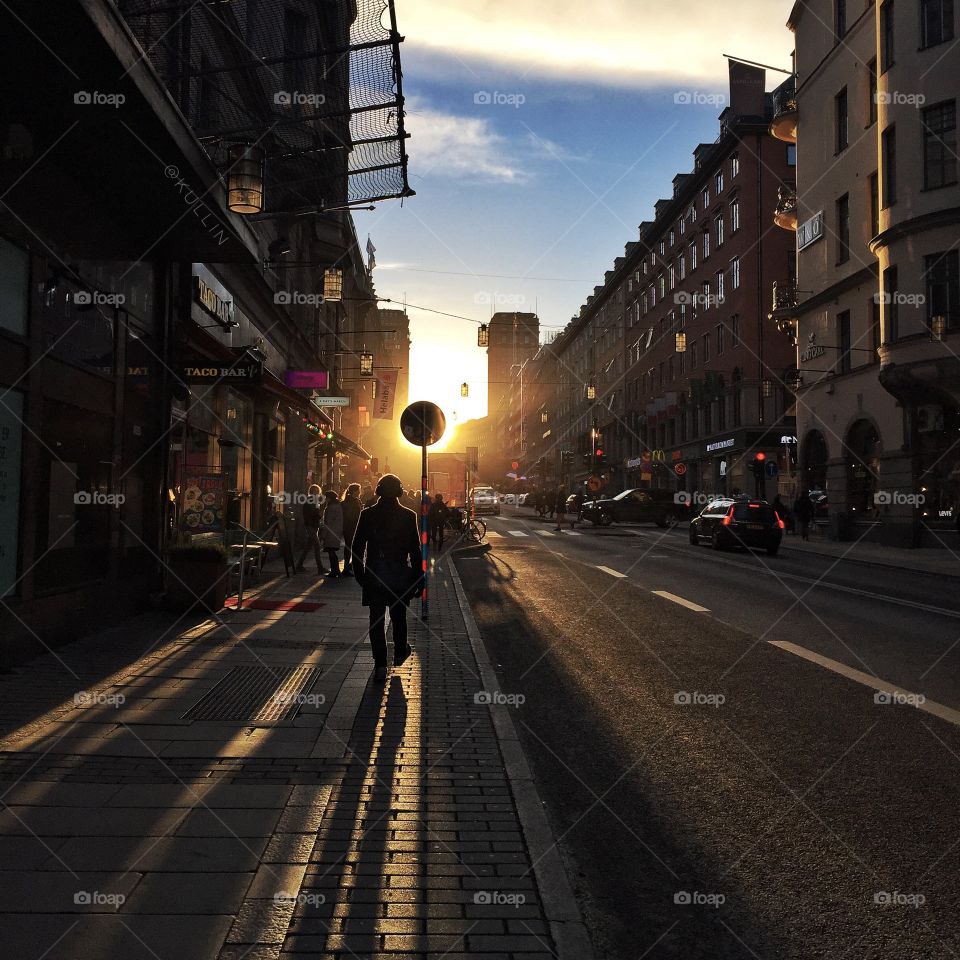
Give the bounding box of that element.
[0,554,590,959]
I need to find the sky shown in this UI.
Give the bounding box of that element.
[353,0,796,434]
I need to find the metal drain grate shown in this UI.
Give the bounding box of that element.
[182,666,322,723]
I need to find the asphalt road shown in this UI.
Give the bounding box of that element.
[454,508,960,959]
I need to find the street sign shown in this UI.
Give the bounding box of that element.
[400,400,446,447]
[181,360,261,384]
[766,461,779,478]
[587,475,603,493]
[313,396,350,407]
[674,462,687,476]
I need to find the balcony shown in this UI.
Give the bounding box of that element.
[770,75,798,144]
[769,280,799,344]
[773,185,798,231]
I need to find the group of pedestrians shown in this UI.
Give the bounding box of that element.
[294,483,364,578]
[772,491,815,541]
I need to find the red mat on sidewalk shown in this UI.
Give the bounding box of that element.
[225,599,326,611]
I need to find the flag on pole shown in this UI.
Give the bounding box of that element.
[366,235,377,271]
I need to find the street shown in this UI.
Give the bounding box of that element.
[456,507,960,959]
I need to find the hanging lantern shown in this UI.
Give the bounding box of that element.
[461,382,469,397]
[932,315,946,342]
[323,267,343,302]
[675,332,687,353]
[359,351,374,377]
[541,411,548,424]
[586,384,596,400]
[478,324,489,347]
[762,378,774,398]
[226,144,265,214]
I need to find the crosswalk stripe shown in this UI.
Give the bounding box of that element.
[561,530,583,536]
[485,530,503,538]
[507,530,529,538]
[533,530,556,537]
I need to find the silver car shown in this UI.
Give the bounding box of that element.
[470,486,500,516]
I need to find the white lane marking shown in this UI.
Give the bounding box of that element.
[652,590,710,613]
[561,530,583,536]
[507,530,529,538]
[597,565,628,579]
[534,530,556,538]
[485,530,503,539]
[769,640,960,728]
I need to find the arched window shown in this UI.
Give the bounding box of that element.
[844,420,880,514]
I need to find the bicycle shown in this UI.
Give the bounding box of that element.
[444,509,486,544]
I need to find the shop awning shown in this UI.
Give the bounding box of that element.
[334,435,371,461]
[261,370,334,426]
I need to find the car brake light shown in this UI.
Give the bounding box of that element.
[722,507,733,526]
[774,511,785,530]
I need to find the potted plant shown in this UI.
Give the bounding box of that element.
[165,542,229,613]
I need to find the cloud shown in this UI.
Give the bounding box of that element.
[404,98,529,183]
[399,0,794,88]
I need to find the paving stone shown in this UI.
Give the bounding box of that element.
[123,872,252,914]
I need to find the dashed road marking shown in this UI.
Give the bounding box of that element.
[769,640,960,728]
[651,590,710,613]
[597,565,628,579]
[561,530,583,537]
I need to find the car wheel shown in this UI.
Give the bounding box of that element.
[658,512,678,529]
[688,525,698,545]
[599,513,613,527]
[711,530,724,551]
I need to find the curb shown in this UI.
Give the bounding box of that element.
[447,561,597,960]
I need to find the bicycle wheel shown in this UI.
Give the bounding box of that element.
[467,519,486,543]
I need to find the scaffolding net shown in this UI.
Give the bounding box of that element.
[120,0,412,212]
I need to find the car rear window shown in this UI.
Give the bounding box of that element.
[733,503,775,522]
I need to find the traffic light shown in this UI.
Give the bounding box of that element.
[750,452,766,495]
[594,447,606,468]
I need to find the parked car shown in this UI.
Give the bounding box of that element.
[581,488,684,528]
[689,498,784,555]
[469,486,500,516]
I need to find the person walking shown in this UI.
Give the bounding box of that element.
[546,489,556,519]
[555,488,566,531]
[794,489,814,542]
[351,474,423,682]
[295,484,326,575]
[572,490,586,528]
[341,483,363,575]
[321,489,344,577]
[428,493,450,550]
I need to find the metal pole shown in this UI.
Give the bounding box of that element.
[236,528,249,611]
[420,442,429,621]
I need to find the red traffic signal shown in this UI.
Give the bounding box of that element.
[595,448,603,457]
[755,452,766,462]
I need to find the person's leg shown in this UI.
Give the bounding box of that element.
[326,549,340,576]
[368,604,387,670]
[391,602,410,665]
[312,530,327,574]
[343,544,353,575]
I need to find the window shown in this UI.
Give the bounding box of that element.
[703,229,711,260]
[669,229,676,247]
[925,250,960,331]
[882,126,897,206]
[733,388,742,427]
[643,261,649,276]
[690,241,697,271]
[787,143,797,166]
[659,240,665,256]
[689,203,697,224]
[731,257,741,290]
[867,59,878,126]
[716,170,724,194]
[731,314,741,346]
[680,254,686,280]
[669,264,676,290]
[880,0,895,72]
[883,265,899,341]
[835,87,849,153]
[835,0,847,38]
[921,0,955,48]
[716,270,725,302]
[922,101,958,190]
[731,199,740,232]
[702,280,711,309]
[642,292,649,315]
[650,284,656,308]
[836,194,850,264]
[731,153,740,178]
[869,172,880,237]
[702,186,710,208]
[702,333,710,364]
[658,275,666,298]
[715,213,725,247]
[838,311,852,374]
[716,323,725,356]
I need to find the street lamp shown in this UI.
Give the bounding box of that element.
[762,378,774,398]
[932,315,946,342]
[359,351,374,377]
[323,268,343,302]
[461,382,469,397]
[478,324,489,347]
[586,384,596,400]
[226,144,265,214]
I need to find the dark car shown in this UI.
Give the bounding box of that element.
[689,498,784,555]
[581,488,683,528]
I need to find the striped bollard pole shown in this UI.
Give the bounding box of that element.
[421,442,429,621]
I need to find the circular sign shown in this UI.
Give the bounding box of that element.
[400,401,446,447]
[641,450,652,462]
[511,461,520,471]
[587,475,603,492]
[674,462,687,476]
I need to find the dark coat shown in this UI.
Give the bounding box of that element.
[341,494,362,544]
[351,498,423,607]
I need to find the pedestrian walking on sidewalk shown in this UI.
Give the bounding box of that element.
[428,493,450,550]
[555,488,566,530]
[295,484,327,575]
[794,490,814,542]
[321,489,344,577]
[341,483,363,575]
[351,473,423,682]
